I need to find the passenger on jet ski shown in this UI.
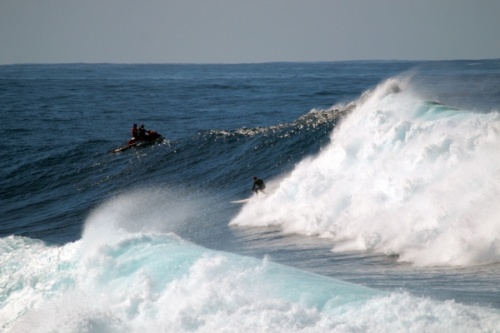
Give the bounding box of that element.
[138,124,147,139]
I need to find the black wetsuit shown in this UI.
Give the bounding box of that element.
[252,178,265,193]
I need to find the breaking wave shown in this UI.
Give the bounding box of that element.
[231,76,500,267]
[2,191,500,332]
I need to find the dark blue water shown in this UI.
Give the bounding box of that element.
[1,61,500,332]
[0,62,403,240]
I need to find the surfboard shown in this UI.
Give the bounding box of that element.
[231,198,251,204]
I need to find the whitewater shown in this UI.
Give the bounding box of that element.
[2,195,499,332]
[232,74,500,267]
[1,61,500,332]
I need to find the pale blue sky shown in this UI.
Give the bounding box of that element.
[1,0,499,64]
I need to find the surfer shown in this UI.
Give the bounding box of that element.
[252,176,266,194]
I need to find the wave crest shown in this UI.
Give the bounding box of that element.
[231,77,500,267]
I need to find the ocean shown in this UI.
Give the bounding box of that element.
[1,60,500,332]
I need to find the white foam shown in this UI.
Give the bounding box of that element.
[2,234,499,333]
[231,77,500,267]
[3,189,500,332]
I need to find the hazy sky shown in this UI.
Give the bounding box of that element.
[1,0,499,64]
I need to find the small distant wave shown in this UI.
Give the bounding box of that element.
[205,106,353,139]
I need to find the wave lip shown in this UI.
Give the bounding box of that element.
[231,77,500,267]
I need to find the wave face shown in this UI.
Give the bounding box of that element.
[2,193,500,332]
[232,76,500,267]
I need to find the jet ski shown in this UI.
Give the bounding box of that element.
[112,131,163,153]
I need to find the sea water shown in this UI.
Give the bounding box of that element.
[1,61,500,332]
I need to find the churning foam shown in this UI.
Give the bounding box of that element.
[3,190,500,332]
[231,76,500,267]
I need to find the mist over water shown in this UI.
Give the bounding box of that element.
[232,76,500,266]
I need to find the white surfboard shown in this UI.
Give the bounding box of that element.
[230,198,251,204]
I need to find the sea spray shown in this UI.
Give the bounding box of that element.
[231,76,500,267]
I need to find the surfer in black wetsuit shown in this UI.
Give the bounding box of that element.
[252,176,266,194]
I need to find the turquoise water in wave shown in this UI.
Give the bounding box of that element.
[1,61,500,332]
